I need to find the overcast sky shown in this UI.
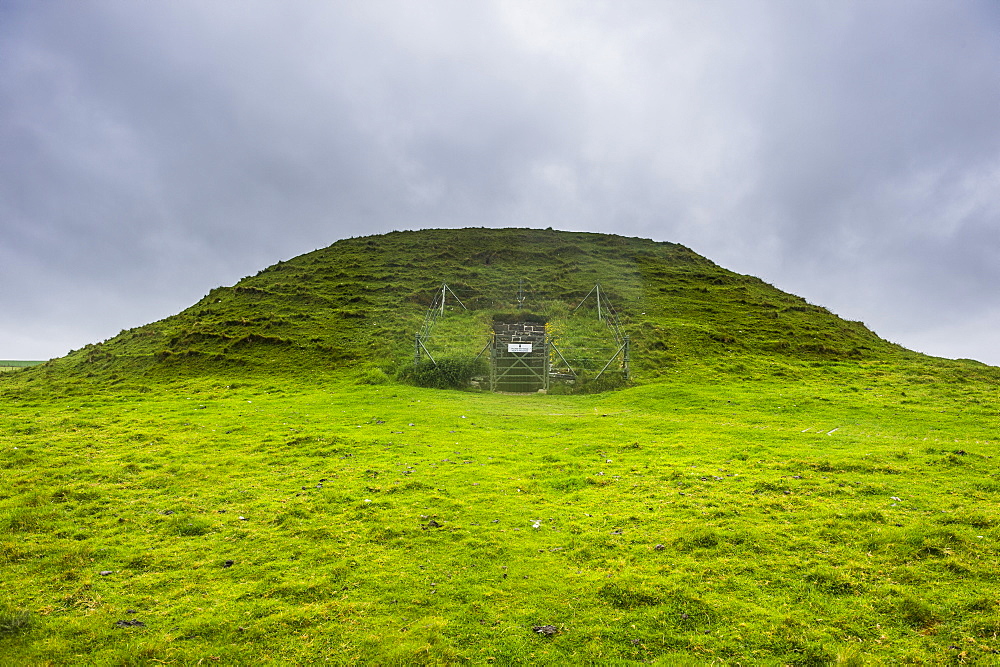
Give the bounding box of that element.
[2,1,999,365]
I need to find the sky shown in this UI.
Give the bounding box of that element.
[2,0,999,364]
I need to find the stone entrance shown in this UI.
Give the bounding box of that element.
[490,318,548,392]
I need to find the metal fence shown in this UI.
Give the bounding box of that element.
[412,282,630,392]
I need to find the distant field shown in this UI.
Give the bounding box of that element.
[0,361,43,372]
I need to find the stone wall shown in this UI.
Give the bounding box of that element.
[491,321,546,344]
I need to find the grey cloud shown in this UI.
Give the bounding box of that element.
[1,0,998,363]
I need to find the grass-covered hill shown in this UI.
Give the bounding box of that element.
[3,228,1000,664]
[10,227,949,391]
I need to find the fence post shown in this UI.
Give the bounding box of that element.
[489,335,497,392]
[623,335,630,380]
[544,335,551,390]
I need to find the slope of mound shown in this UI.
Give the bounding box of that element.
[8,228,915,390]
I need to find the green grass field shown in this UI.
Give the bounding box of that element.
[2,229,999,664]
[0,361,44,373]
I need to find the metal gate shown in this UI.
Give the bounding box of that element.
[489,319,549,392]
[490,339,549,392]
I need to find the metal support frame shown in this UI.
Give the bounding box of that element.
[593,342,625,380]
[488,342,495,391]
[415,281,468,368]
[474,337,492,361]
[623,335,630,380]
[575,284,624,342]
[548,338,576,378]
[594,336,630,381]
[414,333,437,367]
[574,284,603,320]
[411,280,633,388]
[439,283,467,315]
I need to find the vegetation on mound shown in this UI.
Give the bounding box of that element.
[404,357,489,390]
[8,228,911,390]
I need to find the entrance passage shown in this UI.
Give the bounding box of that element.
[490,319,548,393]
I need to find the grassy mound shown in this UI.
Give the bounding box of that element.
[10,228,907,391]
[2,228,999,663]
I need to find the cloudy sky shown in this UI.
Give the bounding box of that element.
[2,0,999,364]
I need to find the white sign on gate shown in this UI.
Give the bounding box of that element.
[507,343,532,353]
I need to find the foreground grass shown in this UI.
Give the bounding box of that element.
[2,366,999,664]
